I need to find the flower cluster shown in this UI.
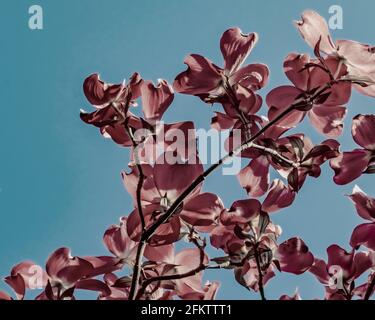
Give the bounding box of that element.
[1,10,375,300]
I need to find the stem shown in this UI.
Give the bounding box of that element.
[364,273,375,300]
[251,142,299,168]
[254,247,266,301]
[128,240,146,300]
[124,125,146,231]
[124,123,146,300]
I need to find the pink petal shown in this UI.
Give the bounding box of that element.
[127,205,181,246]
[308,105,347,137]
[309,57,351,106]
[83,74,123,107]
[336,40,375,97]
[283,53,310,91]
[327,245,355,280]
[237,156,270,197]
[0,290,12,300]
[353,251,374,279]
[350,223,375,251]
[266,86,305,128]
[103,217,138,262]
[330,149,371,185]
[4,275,25,300]
[153,156,203,202]
[220,28,258,75]
[309,258,330,285]
[220,199,261,225]
[180,192,224,229]
[46,248,93,287]
[236,86,262,115]
[277,237,314,275]
[262,179,296,213]
[211,112,237,130]
[348,185,375,222]
[83,256,121,277]
[230,63,269,90]
[144,244,175,264]
[173,54,222,96]
[279,291,302,300]
[141,79,174,122]
[294,10,337,55]
[76,279,111,297]
[352,114,375,150]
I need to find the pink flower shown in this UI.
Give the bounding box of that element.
[4,261,47,300]
[81,73,174,147]
[174,28,268,99]
[40,248,118,300]
[267,53,350,137]
[309,245,374,299]
[295,10,375,97]
[330,114,375,185]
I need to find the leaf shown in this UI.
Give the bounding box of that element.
[234,268,250,291]
[304,145,332,161]
[258,212,270,235]
[314,91,332,105]
[113,276,133,288]
[288,136,305,160]
[288,167,300,192]
[364,165,375,174]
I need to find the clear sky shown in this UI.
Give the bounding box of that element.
[1,0,374,299]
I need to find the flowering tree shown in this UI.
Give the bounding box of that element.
[1,10,375,301]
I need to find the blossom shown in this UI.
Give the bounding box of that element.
[266,53,350,137]
[309,245,374,300]
[4,261,47,300]
[295,10,375,97]
[81,73,174,147]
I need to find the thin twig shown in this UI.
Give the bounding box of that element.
[251,142,299,168]
[254,247,266,301]
[364,273,375,300]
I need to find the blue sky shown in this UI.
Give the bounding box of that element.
[1,0,375,299]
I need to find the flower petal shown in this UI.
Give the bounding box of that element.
[330,149,371,185]
[180,192,224,229]
[173,54,222,96]
[294,10,337,54]
[220,28,258,75]
[308,105,347,138]
[237,156,270,197]
[348,185,375,222]
[141,79,174,122]
[350,223,375,251]
[352,114,375,150]
[262,179,296,213]
[277,237,314,275]
[220,199,261,225]
[266,86,305,128]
